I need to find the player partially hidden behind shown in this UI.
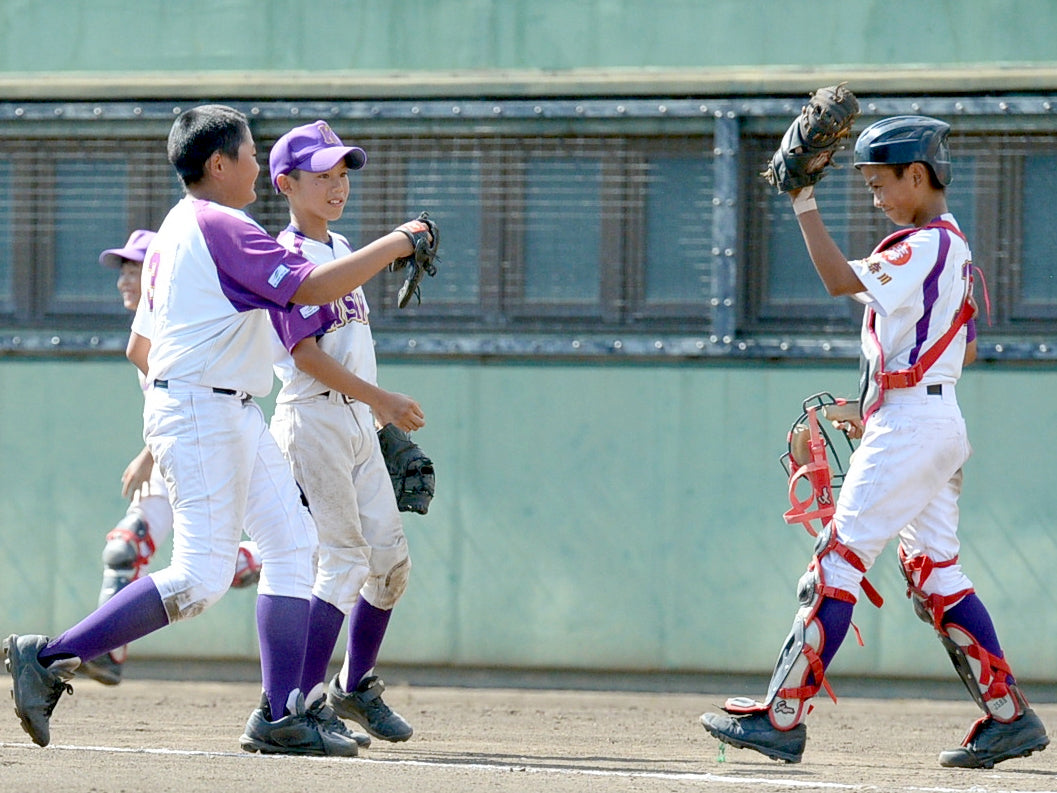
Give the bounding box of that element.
[78,231,262,686]
[700,116,1049,768]
[3,104,434,756]
[266,121,424,744]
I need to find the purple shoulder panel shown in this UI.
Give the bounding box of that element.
[194,200,315,311]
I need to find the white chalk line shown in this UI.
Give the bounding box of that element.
[1,741,1054,793]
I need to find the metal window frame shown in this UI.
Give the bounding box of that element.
[1,95,1057,361]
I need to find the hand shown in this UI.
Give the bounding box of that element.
[394,215,435,253]
[832,416,864,441]
[372,390,425,434]
[121,446,155,499]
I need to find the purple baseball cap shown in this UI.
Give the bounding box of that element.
[269,120,367,192]
[99,229,157,268]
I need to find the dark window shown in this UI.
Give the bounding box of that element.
[2,100,1056,361]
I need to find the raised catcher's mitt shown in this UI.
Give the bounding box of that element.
[390,211,439,308]
[762,83,860,193]
[378,423,435,514]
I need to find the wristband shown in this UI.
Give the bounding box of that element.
[792,185,817,216]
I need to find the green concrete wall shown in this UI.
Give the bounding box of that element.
[1,0,1055,683]
[3,358,1055,681]
[1,0,1054,74]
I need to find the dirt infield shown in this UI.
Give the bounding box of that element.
[3,668,1057,793]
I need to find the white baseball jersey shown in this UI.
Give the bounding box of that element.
[131,196,317,397]
[821,213,975,603]
[268,226,409,614]
[848,214,972,415]
[130,195,321,612]
[270,229,377,402]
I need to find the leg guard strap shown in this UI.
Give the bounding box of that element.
[901,549,1024,722]
[944,623,1024,722]
[99,515,157,609]
[817,526,884,608]
[104,515,156,578]
[898,545,972,629]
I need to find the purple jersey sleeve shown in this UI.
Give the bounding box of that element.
[966,316,977,343]
[195,200,316,311]
[270,302,335,353]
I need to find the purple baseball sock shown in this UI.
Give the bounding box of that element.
[815,596,854,669]
[257,594,310,720]
[800,596,854,692]
[342,598,392,691]
[942,593,1012,682]
[40,576,168,665]
[301,596,345,694]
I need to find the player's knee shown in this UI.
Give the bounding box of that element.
[363,557,411,609]
[898,548,973,627]
[153,560,234,622]
[165,580,228,621]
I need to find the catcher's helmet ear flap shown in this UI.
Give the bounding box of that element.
[853,115,952,186]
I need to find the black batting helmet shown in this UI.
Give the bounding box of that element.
[853,115,952,186]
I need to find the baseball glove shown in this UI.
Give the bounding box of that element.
[377,423,435,514]
[762,83,861,193]
[390,211,439,308]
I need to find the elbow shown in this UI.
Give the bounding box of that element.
[825,284,846,297]
[826,282,857,298]
[826,273,866,297]
[290,283,318,306]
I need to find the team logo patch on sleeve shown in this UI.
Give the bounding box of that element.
[881,242,912,266]
[299,305,320,318]
[268,264,292,288]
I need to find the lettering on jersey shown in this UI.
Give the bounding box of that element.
[882,241,912,266]
[329,290,369,330]
[268,264,292,288]
[866,256,894,285]
[146,250,161,310]
[299,305,321,319]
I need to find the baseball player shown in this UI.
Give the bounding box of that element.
[266,121,423,744]
[700,116,1049,768]
[3,104,433,756]
[78,230,262,687]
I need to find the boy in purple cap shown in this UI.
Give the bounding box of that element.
[79,230,262,686]
[3,105,434,756]
[267,120,427,744]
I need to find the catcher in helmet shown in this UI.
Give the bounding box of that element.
[700,113,1048,768]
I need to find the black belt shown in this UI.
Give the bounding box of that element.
[926,384,943,396]
[154,379,238,396]
[320,390,356,403]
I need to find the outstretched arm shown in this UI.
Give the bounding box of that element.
[292,232,409,305]
[292,217,434,306]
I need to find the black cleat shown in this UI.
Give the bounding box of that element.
[78,652,123,686]
[700,710,806,763]
[240,689,359,757]
[939,709,1049,769]
[305,685,371,748]
[328,674,413,742]
[3,634,79,747]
